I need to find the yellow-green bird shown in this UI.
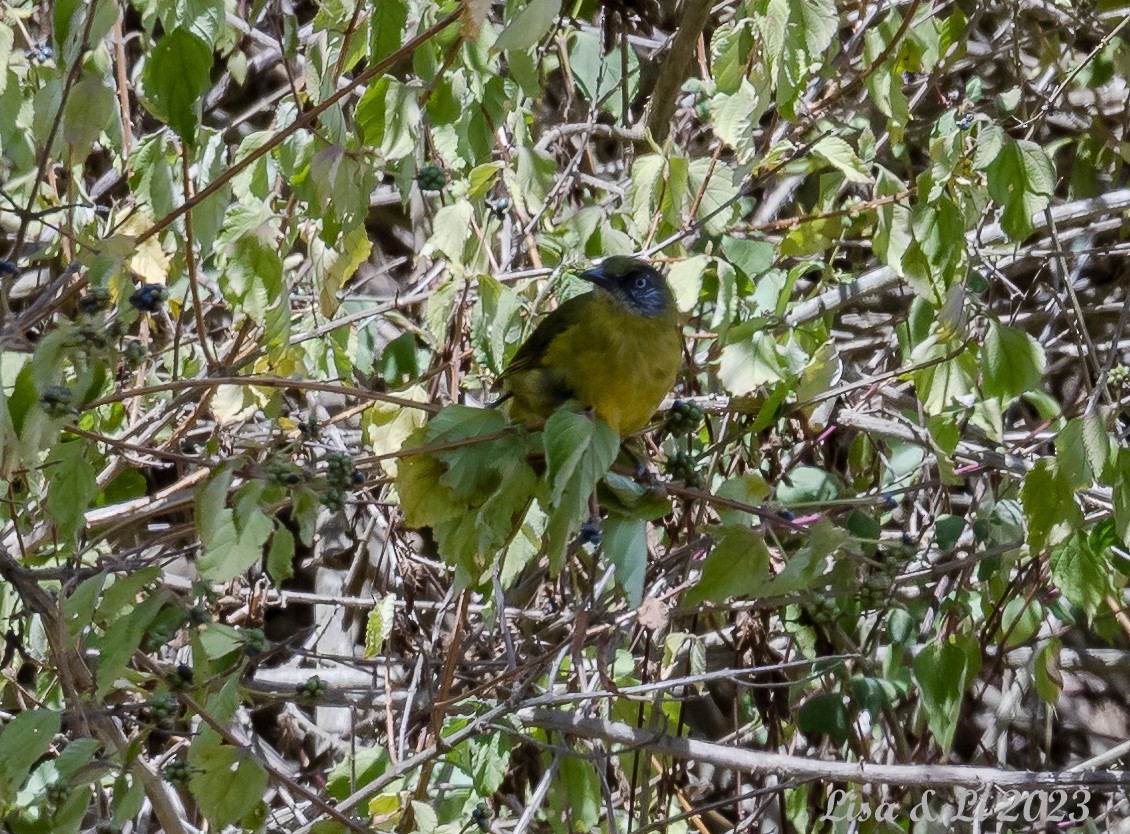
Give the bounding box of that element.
[498,256,683,435]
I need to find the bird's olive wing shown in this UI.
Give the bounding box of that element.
[498,293,590,379]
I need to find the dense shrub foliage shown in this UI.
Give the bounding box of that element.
[2,0,1130,831]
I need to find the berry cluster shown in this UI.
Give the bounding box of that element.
[163,759,191,784]
[416,164,447,192]
[129,284,169,313]
[147,692,179,724]
[40,385,76,418]
[297,675,328,699]
[664,450,703,488]
[664,400,703,435]
[321,452,363,511]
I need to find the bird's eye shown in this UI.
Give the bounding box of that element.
[633,276,648,290]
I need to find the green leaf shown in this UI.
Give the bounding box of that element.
[95,590,170,698]
[721,236,774,281]
[63,76,116,159]
[762,518,844,595]
[710,81,765,160]
[326,747,391,800]
[981,320,1045,401]
[666,254,710,314]
[776,466,840,506]
[64,573,106,638]
[1049,531,1110,619]
[197,508,273,582]
[364,594,396,659]
[934,514,965,551]
[1033,639,1062,705]
[797,694,851,744]
[469,730,512,796]
[555,756,600,832]
[188,731,270,829]
[913,638,976,751]
[985,138,1055,240]
[811,136,872,184]
[356,75,419,160]
[718,326,784,394]
[603,516,647,608]
[1021,458,1082,553]
[197,465,234,547]
[142,28,213,145]
[311,223,372,317]
[688,156,739,235]
[715,473,771,526]
[0,709,60,804]
[46,438,98,541]
[422,201,474,266]
[851,676,893,717]
[266,527,295,585]
[370,0,408,64]
[494,0,561,51]
[542,410,619,569]
[998,596,1041,648]
[686,525,771,605]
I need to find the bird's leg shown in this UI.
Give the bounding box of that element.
[620,441,666,496]
[579,490,602,546]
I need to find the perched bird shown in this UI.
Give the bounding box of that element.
[498,256,683,435]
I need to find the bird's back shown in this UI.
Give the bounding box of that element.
[501,290,681,435]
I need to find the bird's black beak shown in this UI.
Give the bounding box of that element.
[578,265,615,293]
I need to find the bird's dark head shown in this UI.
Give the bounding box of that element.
[579,256,673,318]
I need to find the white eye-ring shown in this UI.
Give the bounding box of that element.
[633,276,648,290]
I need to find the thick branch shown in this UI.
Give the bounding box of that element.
[646,0,713,142]
[521,709,1130,790]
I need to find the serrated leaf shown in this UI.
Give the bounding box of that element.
[371,0,408,63]
[63,76,116,157]
[797,694,851,744]
[777,466,840,506]
[981,320,1045,401]
[812,136,872,184]
[422,201,474,266]
[913,638,975,751]
[542,410,619,569]
[142,28,213,145]
[364,594,396,658]
[603,516,647,607]
[188,734,269,829]
[494,0,561,50]
[311,223,372,317]
[197,508,272,582]
[46,439,98,541]
[0,710,60,804]
[266,527,295,585]
[985,138,1055,240]
[95,589,170,698]
[686,525,772,605]
[469,730,512,795]
[718,326,784,394]
[1049,531,1110,618]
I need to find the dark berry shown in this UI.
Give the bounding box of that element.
[129,284,168,313]
[417,165,447,192]
[40,386,75,417]
[579,519,601,546]
[123,340,146,368]
[78,286,111,314]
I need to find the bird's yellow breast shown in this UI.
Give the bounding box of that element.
[536,292,682,435]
